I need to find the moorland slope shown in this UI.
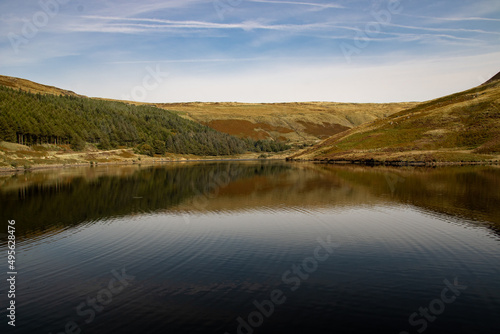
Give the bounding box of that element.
[157,101,417,144]
[290,73,500,163]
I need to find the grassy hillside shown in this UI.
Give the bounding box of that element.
[290,74,500,162]
[0,85,288,158]
[156,101,418,144]
[0,75,82,97]
[0,75,416,147]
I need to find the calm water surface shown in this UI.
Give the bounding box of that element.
[1,162,499,334]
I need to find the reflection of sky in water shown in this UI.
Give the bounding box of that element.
[3,205,500,333]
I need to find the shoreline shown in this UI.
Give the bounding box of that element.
[0,157,287,175]
[287,158,500,167]
[0,141,295,175]
[2,156,499,175]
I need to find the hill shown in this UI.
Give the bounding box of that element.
[0,75,417,146]
[485,71,500,84]
[0,75,82,97]
[0,85,289,161]
[156,101,418,144]
[290,73,500,163]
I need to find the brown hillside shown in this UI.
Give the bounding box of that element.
[0,74,417,145]
[0,75,82,97]
[157,102,418,144]
[290,75,500,162]
[485,71,500,84]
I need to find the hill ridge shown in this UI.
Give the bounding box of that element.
[290,73,500,162]
[0,75,82,97]
[485,71,500,84]
[0,74,417,144]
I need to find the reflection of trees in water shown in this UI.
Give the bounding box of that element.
[0,162,291,238]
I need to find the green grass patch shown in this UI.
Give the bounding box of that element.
[429,152,494,162]
[334,128,425,151]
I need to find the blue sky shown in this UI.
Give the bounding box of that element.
[1,0,499,102]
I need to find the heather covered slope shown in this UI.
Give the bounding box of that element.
[157,101,418,144]
[290,74,500,162]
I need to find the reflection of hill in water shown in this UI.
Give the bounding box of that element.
[175,164,500,233]
[324,165,500,228]
[174,164,379,211]
[1,162,499,240]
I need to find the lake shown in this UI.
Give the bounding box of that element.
[1,162,499,334]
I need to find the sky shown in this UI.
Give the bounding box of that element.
[0,0,499,103]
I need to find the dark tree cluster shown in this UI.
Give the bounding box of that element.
[0,86,289,155]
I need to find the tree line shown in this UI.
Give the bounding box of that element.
[0,86,289,155]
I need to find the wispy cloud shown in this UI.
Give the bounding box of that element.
[107,55,346,65]
[107,57,270,64]
[76,15,339,33]
[399,13,500,22]
[94,0,206,17]
[386,23,500,36]
[247,0,344,9]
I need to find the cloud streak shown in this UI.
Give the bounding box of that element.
[386,23,500,36]
[247,0,344,9]
[400,13,500,22]
[75,15,343,33]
